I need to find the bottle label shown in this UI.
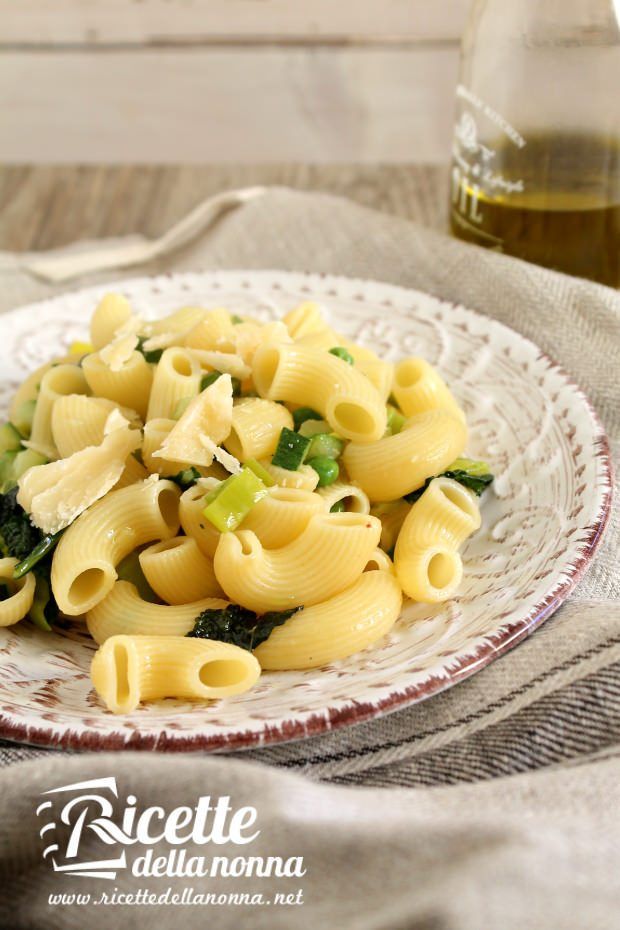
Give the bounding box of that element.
[451,84,526,244]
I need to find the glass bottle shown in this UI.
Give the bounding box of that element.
[449,0,620,286]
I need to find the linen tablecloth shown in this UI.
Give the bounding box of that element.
[0,187,618,928]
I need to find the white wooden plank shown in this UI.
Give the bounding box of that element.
[0,0,470,45]
[0,48,459,163]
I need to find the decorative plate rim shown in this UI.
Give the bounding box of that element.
[0,269,613,754]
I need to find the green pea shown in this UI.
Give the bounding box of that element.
[293,407,322,430]
[307,456,339,487]
[330,500,346,513]
[329,346,354,365]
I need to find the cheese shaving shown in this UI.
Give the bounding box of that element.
[100,333,139,372]
[103,409,132,435]
[199,436,242,475]
[18,424,141,535]
[153,374,233,468]
[187,349,251,381]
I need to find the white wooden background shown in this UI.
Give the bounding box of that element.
[0,1,470,163]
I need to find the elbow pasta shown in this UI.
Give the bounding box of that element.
[255,570,402,669]
[146,347,202,421]
[90,293,133,350]
[5,292,493,712]
[252,343,387,442]
[30,364,90,458]
[224,398,293,462]
[87,581,228,642]
[83,351,153,419]
[240,486,327,548]
[91,634,260,713]
[139,536,223,603]
[343,409,468,502]
[52,479,181,616]
[394,477,481,602]
[392,357,466,422]
[214,512,381,612]
[0,558,36,627]
[317,481,370,514]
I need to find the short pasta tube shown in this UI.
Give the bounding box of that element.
[30,364,90,458]
[223,398,293,462]
[86,581,227,642]
[317,481,370,514]
[392,358,465,422]
[343,409,468,502]
[51,478,181,616]
[52,395,119,457]
[252,343,387,442]
[214,512,381,612]
[394,477,481,602]
[82,351,153,420]
[240,486,327,548]
[179,485,220,558]
[0,558,36,627]
[259,461,319,492]
[139,536,223,604]
[185,309,236,352]
[356,358,394,402]
[374,500,411,552]
[90,634,261,713]
[90,293,133,350]
[398,476,481,551]
[146,347,202,421]
[282,302,329,339]
[254,569,402,669]
[142,418,184,476]
[150,306,206,335]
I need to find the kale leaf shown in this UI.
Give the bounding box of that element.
[0,488,60,630]
[136,337,164,365]
[404,469,494,505]
[0,487,42,560]
[187,603,302,652]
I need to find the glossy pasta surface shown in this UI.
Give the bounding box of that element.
[4,295,493,714]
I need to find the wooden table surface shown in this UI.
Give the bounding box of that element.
[0,165,450,252]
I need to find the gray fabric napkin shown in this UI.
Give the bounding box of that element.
[0,187,618,928]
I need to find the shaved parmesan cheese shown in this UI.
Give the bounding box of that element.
[187,349,251,381]
[153,374,233,468]
[103,409,132,435]
[113,314,145,340]
[141,331,189,352]
[99,333,139,372]
[233,321,292,366]
[199,436,242,475]
[18,424,141,535]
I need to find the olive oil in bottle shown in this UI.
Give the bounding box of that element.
[451,134,620,287]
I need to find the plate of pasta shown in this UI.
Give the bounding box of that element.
[0,270,611,751]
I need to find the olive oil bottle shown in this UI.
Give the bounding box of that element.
[450,1,620,287]
[451,134,620,286]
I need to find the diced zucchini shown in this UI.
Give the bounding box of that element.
[272,428,311,471]
[13,449,47,481]
[12,399,37,439]
[0,423,22,455]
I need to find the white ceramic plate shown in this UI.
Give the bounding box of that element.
[0,270,612,752]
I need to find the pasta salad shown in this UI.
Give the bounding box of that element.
[0,294,493,714]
